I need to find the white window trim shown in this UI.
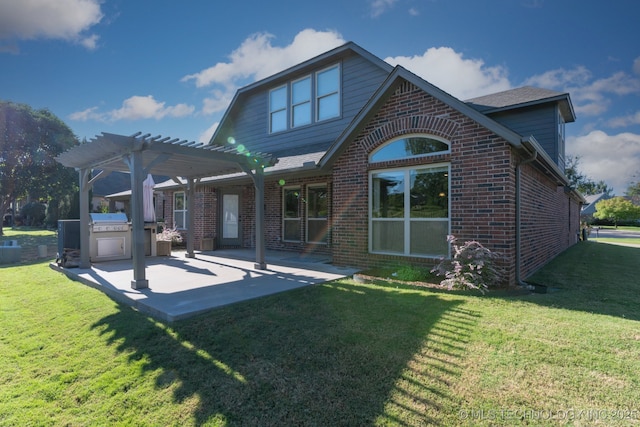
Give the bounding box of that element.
[368,163,451,258]
[268,63,341,133]
[291,75,312,128]
[315,64,341,122]
[269,84,288,134]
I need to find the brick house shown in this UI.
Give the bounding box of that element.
[157,42,583,286]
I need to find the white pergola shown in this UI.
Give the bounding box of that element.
[56,132,277,289]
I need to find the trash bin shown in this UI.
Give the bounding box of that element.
[38,245,47,258]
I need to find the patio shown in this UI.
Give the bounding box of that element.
[50,249,359,322]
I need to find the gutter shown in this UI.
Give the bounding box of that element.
[515,140,537,289]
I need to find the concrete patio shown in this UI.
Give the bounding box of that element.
[50,249,359,322]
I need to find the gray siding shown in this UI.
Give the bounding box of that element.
[214,52,390,157]
[488,104,559,163]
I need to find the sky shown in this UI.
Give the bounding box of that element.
[1,0,639,195]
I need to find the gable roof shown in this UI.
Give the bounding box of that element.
[194,42,582,201]
[209,42,393,146]
[319,65,582,201]
[581,192,612,215]
[466,86,576,123]
[320,65,528,167]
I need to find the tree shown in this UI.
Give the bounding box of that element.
[0,101,79,235]
[626,180,640,205]
[593,197,640,228]
[565,155,613,196]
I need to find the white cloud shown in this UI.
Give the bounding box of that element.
[608,111,640,128]
[202,92,234,116]
[70,96,195,122]
[182,29,346,114]
[199,122,219,144]
[0,0,103,50]
[79,33,99,50]
[525,66,640,117]
[370,0,398,17]
[69,106,102,121]
[385,47,512,100]
[633,57,640,75]
[567,130,640,194]
[523,66,592,89]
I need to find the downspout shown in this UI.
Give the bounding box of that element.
[515,145,537,288]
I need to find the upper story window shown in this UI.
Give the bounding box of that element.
[269,85,287,133]
[370,135,450,162]
[558,110,566,169]
[316,65,340,121]
[292,76,311,128]
[269,63,341,134]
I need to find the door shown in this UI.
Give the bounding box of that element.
[220,191,241,247]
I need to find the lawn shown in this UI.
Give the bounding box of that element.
[1,236,639,425]
[589,225,640,245]
[1,227,57,262]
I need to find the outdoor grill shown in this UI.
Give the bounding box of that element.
[89,213,132,262]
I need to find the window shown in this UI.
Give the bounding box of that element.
[316,65,340,121]
[268,63,340,133]
[558,110,566,169]
[270,85,287,133]
[283,187,301,241]
[173,192,187,229]
[307,184,328,244]
[370,135,450,162]
[292,76,311,128]
[370,164,449,257]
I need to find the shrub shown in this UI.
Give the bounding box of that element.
[392,264,433,282]
[431,235,504,294]
[157,226,183,244]
[19,202,46,227]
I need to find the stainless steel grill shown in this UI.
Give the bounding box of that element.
[89,213,132,262]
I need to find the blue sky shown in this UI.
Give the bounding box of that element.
[1,0,639,195]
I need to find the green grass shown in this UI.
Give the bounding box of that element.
[594,225,640,232]
[1,236,640,425]
[2,227,56,247]
[591,237,640,245]
[589,226,640,245]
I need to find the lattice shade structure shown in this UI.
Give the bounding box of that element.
[56,132,276,178]
[56,132,277,289]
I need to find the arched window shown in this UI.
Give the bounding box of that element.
[370,135,450,162]
[369,135,450,258]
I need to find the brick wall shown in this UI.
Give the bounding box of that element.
[518,163,580,278]
[259,175,333,256]
[331,79,578,285]
[193,187,217,249]
[162,188,217,249]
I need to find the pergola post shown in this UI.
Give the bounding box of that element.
[243,166,266,270]
[125,150,148,289]
[78,168,91,269]
[185,177,197,258]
